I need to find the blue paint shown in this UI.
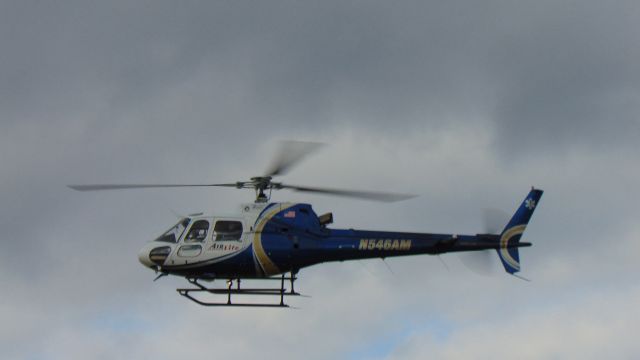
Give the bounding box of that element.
[497,188,544,274]
[159,188,543,279]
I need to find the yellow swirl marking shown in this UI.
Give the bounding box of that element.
[252,203,295,276]
[499,224,527,270]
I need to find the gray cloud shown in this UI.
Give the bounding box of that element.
[1,1,639,359]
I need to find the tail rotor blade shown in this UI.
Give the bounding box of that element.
[482,208,510,234]
[458,250,497,276]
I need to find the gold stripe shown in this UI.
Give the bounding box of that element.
[499,224,527,270]
[252,203,294,276]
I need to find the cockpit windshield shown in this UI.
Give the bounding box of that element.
[155,218,190,243]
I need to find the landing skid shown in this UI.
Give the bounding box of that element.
[177,273,304,307]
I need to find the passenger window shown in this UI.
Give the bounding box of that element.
[214,221,243,241]
[184,220,210,243]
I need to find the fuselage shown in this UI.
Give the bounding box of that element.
[138,202,517,280]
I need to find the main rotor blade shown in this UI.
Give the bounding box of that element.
[264,140,325,177]
[280,184,416,202]
[68,183,238,191]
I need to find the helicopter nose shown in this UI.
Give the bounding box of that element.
[138,243,173,269]
[138,245,153,267]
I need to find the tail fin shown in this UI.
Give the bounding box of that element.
[497,188,544,274]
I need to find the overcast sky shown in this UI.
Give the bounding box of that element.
[1,1,639,359]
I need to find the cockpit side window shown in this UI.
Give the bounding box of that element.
[155,218,190,243]
[184,220,210,243]
[214,221,243,241]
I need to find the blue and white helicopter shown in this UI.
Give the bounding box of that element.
[70,141,543,307]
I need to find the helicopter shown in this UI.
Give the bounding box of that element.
[69,141,543,307]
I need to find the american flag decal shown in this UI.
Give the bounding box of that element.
[284,210,296,218]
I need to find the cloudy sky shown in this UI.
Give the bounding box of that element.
[1,1,639,359]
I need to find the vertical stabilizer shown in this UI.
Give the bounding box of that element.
[497,188,544,274]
